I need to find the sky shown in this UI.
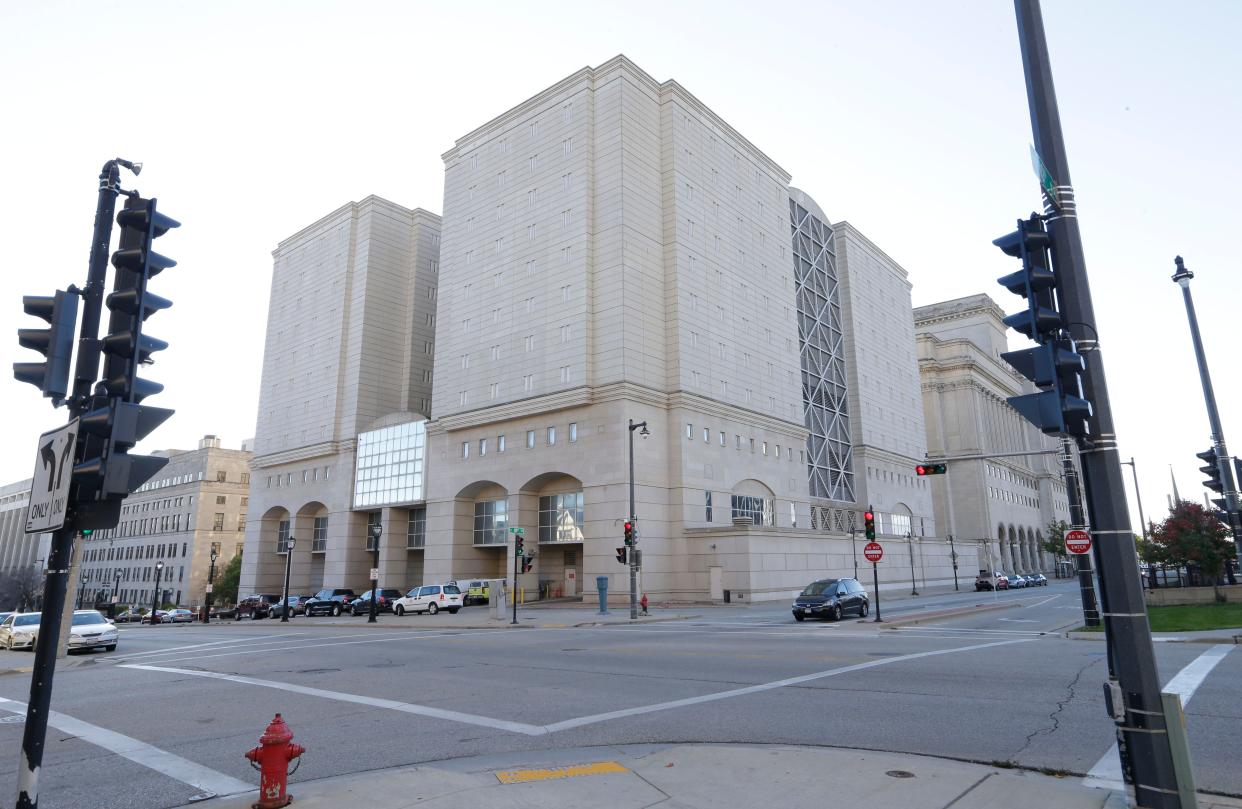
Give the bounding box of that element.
[1,0,1238,534]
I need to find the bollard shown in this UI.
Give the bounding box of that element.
[597,575,609,614]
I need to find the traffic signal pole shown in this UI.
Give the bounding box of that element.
[16,159,133,809]
[1171,257,1242,563]
[1014,2,1181,805]
[1062,437,1100,627]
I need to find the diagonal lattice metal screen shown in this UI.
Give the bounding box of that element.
[791,200,855,503]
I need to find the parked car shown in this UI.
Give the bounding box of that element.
[974,571,996,592]
[113,609,139,623]
[1030,573,1048,587]
[350,589,403,615]
[211,605,239,620]
[792,578,869,622]
[237,594,283,619]
[994,575,1009,590]
[462,580,492,606]
[68,610,119,652]
[164,609,195,623]
[0,612,40,650]
[141,610,170,624]
[304,589,357,617]
[392,584,463,615]
[268,595,312,619]
[1006,575,1027,589]
[0,612,11,625]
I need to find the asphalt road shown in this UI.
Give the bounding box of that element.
[0,580,1238,809]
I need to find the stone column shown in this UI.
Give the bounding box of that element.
[378,507,408,591]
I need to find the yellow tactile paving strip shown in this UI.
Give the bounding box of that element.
[495,761,629,784]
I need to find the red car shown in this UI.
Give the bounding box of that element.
[995,575,1009,590]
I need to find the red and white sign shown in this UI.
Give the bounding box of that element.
[1065,529,1091,555]
[863,542,884,563]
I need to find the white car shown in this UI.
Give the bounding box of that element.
[392,584,463,616]
[68,610,119,652]
[0,612,41,650]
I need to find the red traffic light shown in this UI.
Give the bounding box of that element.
[624,521,633,531]
[863,511,874,522]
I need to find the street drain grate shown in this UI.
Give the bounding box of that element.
[886,770,916,779]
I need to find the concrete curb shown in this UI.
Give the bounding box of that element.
[148,613,704,632]
[876,600,1020,627]
[0,655,99,677]
[569,614,701,628]
[1066,630,1242,644]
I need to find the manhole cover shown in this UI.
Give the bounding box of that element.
[0,715,26,724]
[886,770,916,779]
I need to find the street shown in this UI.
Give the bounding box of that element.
[0,580,1238,809]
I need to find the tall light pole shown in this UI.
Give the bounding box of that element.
[368,522,382,624]
[850,527,858,580]
[280,536,295,623]
[905,532,918,596]
[112,570,121,615]
[204,548,217,623]
[150,561,164,623]
[1172,257,1242,564]
[947,535,959,591]
[1120,458,1153,589]
[627,419,650,620]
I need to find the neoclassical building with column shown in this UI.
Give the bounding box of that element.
[915,294,1071,575]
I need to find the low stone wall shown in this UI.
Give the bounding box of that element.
[1145,585,1242,606]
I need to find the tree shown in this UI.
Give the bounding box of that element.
[1042,519,1069,559]
[214,553,242,605]
[1149,500,1236,601]
[0,564,43,611]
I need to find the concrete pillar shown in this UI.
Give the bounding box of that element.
[378,507,408,591]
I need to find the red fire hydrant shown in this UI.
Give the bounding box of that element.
[640,593,649,615]
[244,713,304,809]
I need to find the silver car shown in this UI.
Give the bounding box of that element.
[68,610,118,652]
[0,612,40,650]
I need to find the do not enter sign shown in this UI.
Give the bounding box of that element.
[1065,529,1091,554]
[863,542,884,562]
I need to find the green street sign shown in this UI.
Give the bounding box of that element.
[1030,145,1059,209]
[508,527,524,534]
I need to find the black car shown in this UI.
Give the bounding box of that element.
[349,589,403,615]
[304,588,357,617]
[268,595,312,619]
[792,577,869,622]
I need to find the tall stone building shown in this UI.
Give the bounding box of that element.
[78,436,251,608]
[915,294,1070,575]
[241,196,441,593]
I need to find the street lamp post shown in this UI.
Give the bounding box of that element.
[947,535,959,591]
[1172,256,1242,565]
[850,528,858,580]
[112,570,121,614]
[368,522,382,624]
[204,548,218,623]
[150,561,164,623]
[280,537,295,623]
[627,419,650,620]
[906,533,918,596]
[1120,457,1154,589]
[76,573,87,610]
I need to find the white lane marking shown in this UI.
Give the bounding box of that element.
[123,628,534,665]
[126,638,1031,737]
[1021,594,1062,609]
[997,618,1039,623]
[111,632,415,663]
[121,664,547,736]
[541,638,1033,733]
[110,634,292,662]
[1082,644,1235,791]
[0,697,251,798]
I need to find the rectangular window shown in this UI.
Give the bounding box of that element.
[309,516,327,550]
[240,473,249,484]
[686,423,693,440]
[538,491,585,543]
[212,513,224,531]
[731,494,774,526]
[703,427,710,443]
[489,382,499,399]
[276,519,290,553]
[547,426,556,446]
[479,438,488,456]
[719,431,726,446]
[473,499,508,545]
[525,335,534,352]
[498,434,506,453]
[406,507,426,549]
[705,491,713,522]
[526,430,536,449]
[568,423,578,443]
[462,441,470,459]
[523,374,534,392]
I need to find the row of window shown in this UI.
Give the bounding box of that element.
[136,470,247,493]
[267,466,332,488]
[462,423,579,459]
[82,564,185,584]
[470,493,585,545]
[273,510,430,554]
[989,487,1041,509]
[684,422,803,464]
[987,463,1037,490]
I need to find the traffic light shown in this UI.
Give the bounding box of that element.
[101,197,176,402]
[1197,447,1224,495]
[615,547,627,564]
[864,508,876,540]
[624,521,634,546]
[521,555,535,574]
[515,534,525,556]
[72,197,178,525]
[916,463,947,476]
[14,289,79,403]
[995,213,1091,437]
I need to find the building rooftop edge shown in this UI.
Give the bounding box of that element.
[273,195,441,255]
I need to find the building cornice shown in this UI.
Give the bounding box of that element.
[429,383,806,436]
[251,440,356,469]
[833,221,911,284]
[273,195,437,256]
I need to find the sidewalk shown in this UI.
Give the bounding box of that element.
[1068,627,1242,645]
[183,742,1242,809]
